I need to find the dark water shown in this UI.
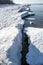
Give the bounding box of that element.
[26,4,43,28]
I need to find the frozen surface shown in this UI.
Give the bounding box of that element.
[0,5,24,30]
[24,27,43,65]
[0,25,22,65]
[0,4,30,65]
[0,5,24,65]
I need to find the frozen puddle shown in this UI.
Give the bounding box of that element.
[24,27,43,65]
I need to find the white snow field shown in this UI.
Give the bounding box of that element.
[24,27,43,65]
[0,5,24,65]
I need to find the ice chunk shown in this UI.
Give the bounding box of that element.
[24,27,43,65]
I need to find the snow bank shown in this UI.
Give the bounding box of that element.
[24,27,43,65]
[0,25,22,65]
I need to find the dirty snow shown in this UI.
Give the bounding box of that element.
[24,27,43,65]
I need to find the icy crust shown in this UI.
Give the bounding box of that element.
[0,5,25,65]
[0,5,24,30]
[0,25,22,65]
[24,27,43,65]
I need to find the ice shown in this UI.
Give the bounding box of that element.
[24,27,43,65]
[0,5,24,65]
[0,5,24,30]
[0,4,31,65]
[0,25,22,65]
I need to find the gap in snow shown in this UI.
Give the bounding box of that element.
[21,18,30,65]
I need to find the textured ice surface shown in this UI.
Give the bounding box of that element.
[0,4,30,65]
[0,25,22,65]
[0,5,23,65]
[0,5,24,30]
[24,27,43,65]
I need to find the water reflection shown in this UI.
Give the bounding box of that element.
[23,16,37,28]
[24,14,43,28]
[23,4,43,28]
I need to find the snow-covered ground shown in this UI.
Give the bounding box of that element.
[0,5,25,30]
[0,4,25,65]
[0,25,22,65]
[24,27,43,65]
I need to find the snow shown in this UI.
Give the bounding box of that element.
[0,5,24,65]
[24,27,43,65]
[0,5,24,30]
[0,24,22,65]
[0,4,31,65]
